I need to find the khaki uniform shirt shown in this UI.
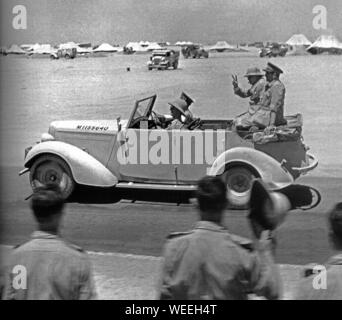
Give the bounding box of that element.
[2,231,97,300]
[158,221,281,300]
[167,119,185,130]
[234,78,266,114]
[259,79,286,126]
[294,253,342,300]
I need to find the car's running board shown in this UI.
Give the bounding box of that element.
[115,182,196,191]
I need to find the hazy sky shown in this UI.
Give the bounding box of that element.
[1,0,341,46]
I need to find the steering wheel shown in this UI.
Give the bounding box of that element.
[151,111,162,127]
[185,118,202,130]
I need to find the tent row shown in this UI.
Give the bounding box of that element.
[2,34,341,56]
[285,34,342,55]
[1,41,171,55]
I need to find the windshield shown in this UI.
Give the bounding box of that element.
[127,95,157,128]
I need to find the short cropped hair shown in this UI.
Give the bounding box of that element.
[30,184,65,222]
[196,176,227,213]
[329,202,342,240]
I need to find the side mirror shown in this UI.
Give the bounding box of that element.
[117,116,122,132]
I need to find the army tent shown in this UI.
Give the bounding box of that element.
[307,35,342,54]
[93,43,118,52]
[7,44,26,54]
[139,41,150,47]
[126,42,149,52]
[286,34,312,46]
[175,41,193,46]
[59,42,78,49]
[76,46,93,54]
[286,34,312,55]
[146,42,162,50]
[209,41,234,52]
[33,44,54,54]
[20,44,35,51]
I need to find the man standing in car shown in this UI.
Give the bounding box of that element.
[257,62,287,130]
[232,67,265,128]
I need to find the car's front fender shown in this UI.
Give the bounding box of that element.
[208,147,294,190]
[25,141,118,187]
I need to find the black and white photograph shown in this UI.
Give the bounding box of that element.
[0,0,341,304]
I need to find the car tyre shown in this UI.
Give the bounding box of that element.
[223,167,255,209]
[29,155,75,200]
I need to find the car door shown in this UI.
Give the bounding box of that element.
[116,127,178,183]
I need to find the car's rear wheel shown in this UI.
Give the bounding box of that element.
[222,167,255,209]
[29,155,75,200]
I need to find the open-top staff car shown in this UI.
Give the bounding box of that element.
[21,94,318,209]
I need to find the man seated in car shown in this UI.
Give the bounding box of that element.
[166,98,194,130]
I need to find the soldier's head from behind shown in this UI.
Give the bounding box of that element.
[196,176,227,224]
[30,184,65,233]
[328,202,342,250]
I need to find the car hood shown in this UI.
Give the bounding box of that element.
[49,119,128,134]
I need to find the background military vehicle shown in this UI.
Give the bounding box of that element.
[147,49,179,70]
[182,44,209,59]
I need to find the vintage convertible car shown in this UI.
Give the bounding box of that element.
[21,94,318,209]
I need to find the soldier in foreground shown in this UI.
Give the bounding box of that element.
[158,176,284,300]
[294,203,342,300]
[2,184,97,300]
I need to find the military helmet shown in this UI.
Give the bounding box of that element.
[168,98,188,116]
[244,67,264,77]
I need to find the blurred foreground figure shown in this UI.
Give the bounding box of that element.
[294,203,342,300]
[2,184,96,300]
[158,176,285,300]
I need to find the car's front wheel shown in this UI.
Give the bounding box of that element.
[29,155,75,200]
[222,166,255,209]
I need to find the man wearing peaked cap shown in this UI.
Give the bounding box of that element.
[263,62,284,74]
[179,92,195,124]
[254,62,287,130]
